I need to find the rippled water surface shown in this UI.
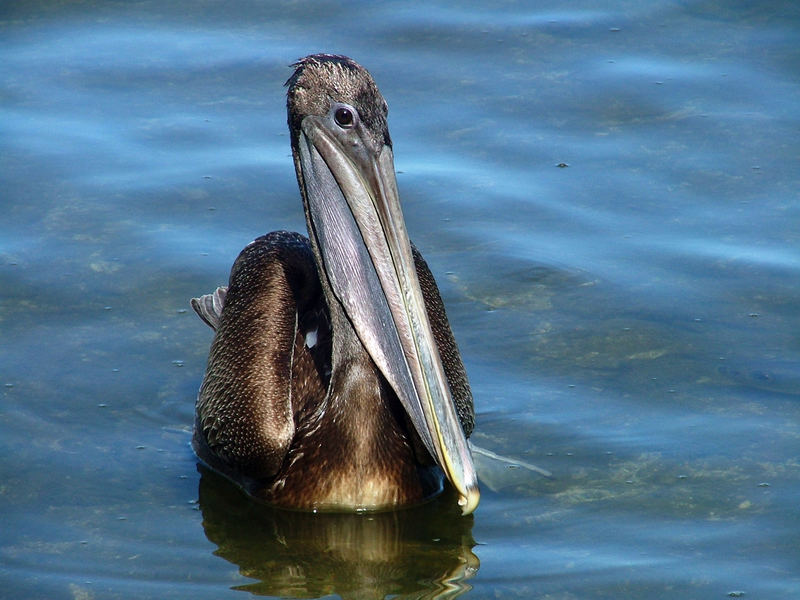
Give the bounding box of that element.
[3,1,800,598]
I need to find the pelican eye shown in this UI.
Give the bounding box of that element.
[334,106,355,128]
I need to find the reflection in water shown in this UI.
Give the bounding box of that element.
[197,466,479,599]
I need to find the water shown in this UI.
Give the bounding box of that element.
[2,1,799,598]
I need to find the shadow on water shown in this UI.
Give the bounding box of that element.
[196,466,478,599]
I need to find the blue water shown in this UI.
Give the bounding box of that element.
[2,1,800,599]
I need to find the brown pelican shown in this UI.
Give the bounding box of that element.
[191,54,479,515]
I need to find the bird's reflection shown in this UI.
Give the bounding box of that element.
[197,465,479,599]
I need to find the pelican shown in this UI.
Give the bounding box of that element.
[191,54,479,515]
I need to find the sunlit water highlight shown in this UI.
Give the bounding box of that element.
[2,2,799,599]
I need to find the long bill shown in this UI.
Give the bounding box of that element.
[296,116,479,515]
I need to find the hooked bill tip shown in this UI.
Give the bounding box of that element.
[458,487,480,516]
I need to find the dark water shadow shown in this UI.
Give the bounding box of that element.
[197,466,479,599]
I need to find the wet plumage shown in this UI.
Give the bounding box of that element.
[192,54,478,514]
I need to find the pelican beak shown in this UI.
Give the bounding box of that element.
[296,109,479,515]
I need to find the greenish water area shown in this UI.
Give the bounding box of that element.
[2,1,799,598]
